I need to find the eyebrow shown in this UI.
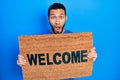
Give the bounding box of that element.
[50,13,65,16]
[49,14,55,16]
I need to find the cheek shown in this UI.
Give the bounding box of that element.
[49,20,55,26]
[61,20,66,26]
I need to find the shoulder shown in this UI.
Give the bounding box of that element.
[41,30,51,35]
[64,29,72,33]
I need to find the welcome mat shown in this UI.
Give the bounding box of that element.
[19,32,93,80]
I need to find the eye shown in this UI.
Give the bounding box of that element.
[59,16,64,19]
[50,16,56,19]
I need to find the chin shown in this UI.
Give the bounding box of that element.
[56,32,61,34]
[54,31,61,34]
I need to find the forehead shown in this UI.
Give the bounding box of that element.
[49,9,65,15]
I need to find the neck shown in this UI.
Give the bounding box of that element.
[50,29,65,34]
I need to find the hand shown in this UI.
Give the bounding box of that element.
[87,47,97,61]
[17,54,27,66]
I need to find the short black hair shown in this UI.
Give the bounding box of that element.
[48,3,66,17]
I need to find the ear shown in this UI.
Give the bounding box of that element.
[65,16,67,20]
[47,16,50,22]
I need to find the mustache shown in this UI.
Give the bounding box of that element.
[49,23,65,34]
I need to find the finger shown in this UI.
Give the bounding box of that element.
[17,60,27,66]
[18,55,24,58]
[18,55,26,62]
[88,51,96,56]
[90,47,96,51]
[88,55,95,59]
[17,60,22,66]
[93,47,96,50]
[87,55,96,61]
[93,56,97,61]
[88,54,97,60]
[87,52,97,58]
[18,58,27,63]
[90,50,96,54]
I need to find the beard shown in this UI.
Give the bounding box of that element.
[49,23,65,34]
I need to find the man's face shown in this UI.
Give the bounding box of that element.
[48,9,67,34]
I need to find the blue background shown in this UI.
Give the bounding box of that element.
[1,0,120,80]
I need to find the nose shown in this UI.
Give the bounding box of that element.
[55,17,60,24]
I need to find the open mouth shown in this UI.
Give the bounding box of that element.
[55,26,61,32]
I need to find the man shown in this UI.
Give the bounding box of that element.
[42,2,72,34]
[17,3,97,80]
